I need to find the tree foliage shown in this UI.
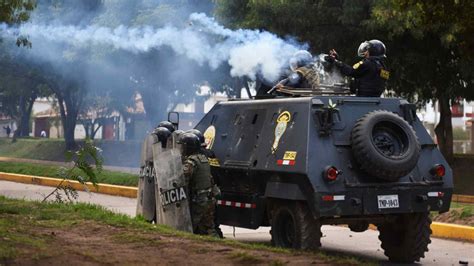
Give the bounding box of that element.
[370,0,474,162]
[0,0,35,24]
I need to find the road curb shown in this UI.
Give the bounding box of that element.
[431,222,474,242]
[452,194,474,204]
[1,172,473,242]
[0,172,137,198]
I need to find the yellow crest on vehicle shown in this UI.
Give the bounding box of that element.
[272,111,291,153]
[203,125,216,149]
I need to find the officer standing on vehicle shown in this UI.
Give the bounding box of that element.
[325,40,390,97]
[180,133,219,237]
[271,50,319,92]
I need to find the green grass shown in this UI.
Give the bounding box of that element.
[432,202,474,226]
[0,196,373,265]
[450,202,474,219]
[0,161,138,186]
[0,137,141,168]
[0,138,67,161]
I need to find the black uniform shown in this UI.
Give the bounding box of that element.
[336,56,389,97]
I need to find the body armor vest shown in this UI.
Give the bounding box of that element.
[296,66,320,89]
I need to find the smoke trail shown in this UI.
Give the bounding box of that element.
[0,13,304,82]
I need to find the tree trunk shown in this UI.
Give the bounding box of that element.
[18,96,36,137]
[82,120,91,139]
[434,97,454,163]
[57,96,78,150]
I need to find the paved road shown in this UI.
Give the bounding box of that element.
[1,180,472,265]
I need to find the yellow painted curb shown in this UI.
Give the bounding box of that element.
[452,194,474,204]
[0,172,137,198]
[431,222,474,242]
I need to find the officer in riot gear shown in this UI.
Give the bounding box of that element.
[186,129,205,144]
[271,50,320,92]
[180,133,219,237]
[186,129,223,238]
[325,40,390,97]
[157,121,176,133]
[153,127,172,148]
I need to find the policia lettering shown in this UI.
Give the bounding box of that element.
[160,187,187,206]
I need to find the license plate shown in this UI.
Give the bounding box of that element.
[377,195,399,209]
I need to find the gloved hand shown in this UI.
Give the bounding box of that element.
[329,49,339,59]
[324,55,335,63]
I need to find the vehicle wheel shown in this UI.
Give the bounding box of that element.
[270,201,321,250]
[378,212,432,263]
[351,110,420,181]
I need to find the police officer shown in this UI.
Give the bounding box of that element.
[186,129,223,238]
[153,126,172,148]
[157,121,176,133]
[272,50,319,92]
[181,133,219,237]
[325,40,390,97]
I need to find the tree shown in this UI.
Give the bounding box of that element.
[370,0,474,162]
[0,54,50,138]
[0,1,36,138]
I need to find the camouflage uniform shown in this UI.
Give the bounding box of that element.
[295,66,320,89]
[183,153,218,236]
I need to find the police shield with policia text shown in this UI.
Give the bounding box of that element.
[136,122,174,222]
[324,39,390,97]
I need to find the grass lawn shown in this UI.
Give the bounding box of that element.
[0,196,372,265]
[0,161,138,187]
[0,138,141,168]
[432,202,474,227]
[0,138,66,161]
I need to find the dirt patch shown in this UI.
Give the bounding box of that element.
[5,221,337,265]
[432,208,474,227]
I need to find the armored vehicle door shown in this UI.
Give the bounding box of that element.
[152,141,192,232]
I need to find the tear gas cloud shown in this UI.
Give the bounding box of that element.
[1,12,304,82]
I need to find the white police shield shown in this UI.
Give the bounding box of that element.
[136,134,157,222]
[152,143,192,232]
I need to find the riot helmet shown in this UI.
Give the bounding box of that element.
[358,40,386,57]
[157,121,175,133]
[186,129,205,146]
[289,50,313,71]
[153,127,172,148]
[179,133,201,156]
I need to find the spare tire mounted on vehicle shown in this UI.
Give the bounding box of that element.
[351,110,420,181]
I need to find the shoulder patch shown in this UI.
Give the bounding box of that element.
[380,69,390,80]
[353,61,363,69]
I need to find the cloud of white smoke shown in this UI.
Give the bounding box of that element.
[1,13,304,82]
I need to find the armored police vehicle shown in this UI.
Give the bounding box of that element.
[193,86,452,263]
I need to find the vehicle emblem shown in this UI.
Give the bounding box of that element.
[272,111,291,154]
[203,125,216,149]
